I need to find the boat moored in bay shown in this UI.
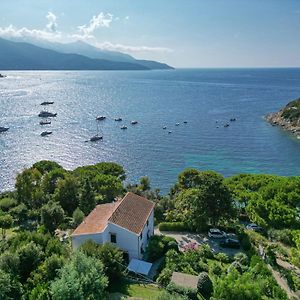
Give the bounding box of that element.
[38,111,57,118]
[0,127,9,132]
[41,101,54,105]
[96,116,106,121]
[41,131,52,136]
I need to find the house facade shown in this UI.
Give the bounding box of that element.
[71,192,155,261]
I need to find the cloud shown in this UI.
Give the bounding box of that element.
[46,12,58,32]
[77,13,113,39]
[94,41,173,53]
[0,12,173,55]
[0,11,61,41]
[0,24,61,41]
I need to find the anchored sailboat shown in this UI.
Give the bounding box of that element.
[90,121,103,142]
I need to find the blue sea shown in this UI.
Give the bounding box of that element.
[0,68,300,193]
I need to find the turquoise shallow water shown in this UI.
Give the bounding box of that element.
[0,68,300,192]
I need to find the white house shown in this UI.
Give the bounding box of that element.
[71,192,155,262]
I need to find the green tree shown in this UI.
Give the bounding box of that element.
[176,171,234,227]
[0,197,17,212]
[15,168,43,208]
[0,252,20,277]
[175,189,208,231]
[0,270,23,300]
[80,240,124,283]
[50,251,108,300]
[178,168,202,189]
[54,175,79,216]
[79,179,96,215]
[0,214,13,238]
[140,176,151,191]
[93,174,123,202]
[17,241,43,282]
[30,254,65,286]
[41,202,64,233]
[41,168,67,195]
[32,160,62,174]
[72,208,84,227]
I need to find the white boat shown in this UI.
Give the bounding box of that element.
[163,126,167,129]
[115,117,122,121]
[90,121,103,141]
[121,125,128,130]
[40,119,51,125]
[131,120,138,125]
[96,116,106,121]
[175,123,180,126]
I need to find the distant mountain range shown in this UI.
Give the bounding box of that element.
[0,37,173,71]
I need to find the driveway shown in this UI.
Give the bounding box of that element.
[155,228,242,257]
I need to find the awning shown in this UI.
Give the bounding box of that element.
[127,259,153,276]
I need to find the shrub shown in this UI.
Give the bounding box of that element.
[234,252,248,265]
[72,208,84,227]
[0,198,17,212]
[159,222,189,232]
[268,229,295,246]
[155,291,187,300]
[238,231,252,251]
[156,267,173,286]
[166,282,198,300]
[208,261,223,276]
[198,244,214,259]
[214,253,231,263]
[145,235,178,262]
[197,272,213,300]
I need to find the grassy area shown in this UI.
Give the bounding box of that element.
[109,278,164,299]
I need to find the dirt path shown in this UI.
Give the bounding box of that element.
[268,265,299,299]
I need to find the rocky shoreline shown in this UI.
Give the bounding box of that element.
[266,98,300,139]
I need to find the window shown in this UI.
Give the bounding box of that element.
[140,245,144,254]
[110,233,116,243]
[146,220,149,227]
[140,232,143,240]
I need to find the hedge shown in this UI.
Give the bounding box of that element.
[158,222,189,232]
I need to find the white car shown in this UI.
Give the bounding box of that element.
[246,223,263,232]
[208,228,226,238]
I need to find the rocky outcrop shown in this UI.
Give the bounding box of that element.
[266,98,300,139]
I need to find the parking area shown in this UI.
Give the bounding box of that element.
[154,228,242,257]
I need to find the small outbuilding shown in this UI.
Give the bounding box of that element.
[171,271,199,290]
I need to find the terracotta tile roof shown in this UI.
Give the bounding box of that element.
[71,203,117,236]
[109,192,155,235]
[71,192,154,236]
[171,272,199,289]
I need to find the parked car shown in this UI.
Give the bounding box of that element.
[220,238,240,249]
[208,228,226,238]
[246,223,263,232]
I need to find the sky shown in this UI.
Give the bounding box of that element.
[0,0,300,68]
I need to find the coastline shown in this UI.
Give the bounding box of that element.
[266,100,300,140]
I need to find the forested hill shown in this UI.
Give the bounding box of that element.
[0,38,172,71]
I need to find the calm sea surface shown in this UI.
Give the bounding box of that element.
[0,68,300,193]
